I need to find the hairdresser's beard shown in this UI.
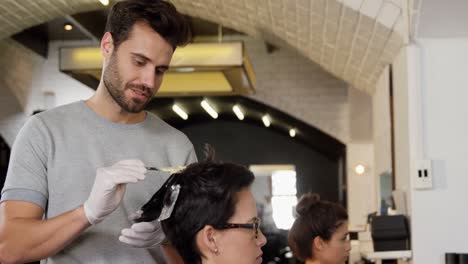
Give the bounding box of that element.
[103,54,152,113]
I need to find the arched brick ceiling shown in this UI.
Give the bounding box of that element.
[0,0,407,94]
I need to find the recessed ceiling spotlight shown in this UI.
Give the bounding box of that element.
[289,128,296,138]
[99,0,109,6]
[64,23,73,31]
[201,100,218,119]
[232,104,244,120]
[262,115,271,127]
[172,104,188,120]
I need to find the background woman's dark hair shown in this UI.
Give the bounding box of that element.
[105,0,192,50]
[137,145,255,264]
[288,193,348,262]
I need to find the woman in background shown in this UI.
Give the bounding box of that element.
[288,193,351,264]
[134,147,267,264]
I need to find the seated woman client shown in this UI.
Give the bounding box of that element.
[288,193,351,264]
[135,148,267,264]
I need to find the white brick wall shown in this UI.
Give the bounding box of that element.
[229,35,350,143]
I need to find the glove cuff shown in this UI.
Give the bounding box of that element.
[83,202,103,225]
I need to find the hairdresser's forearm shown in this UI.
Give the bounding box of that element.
[0,202,90,264]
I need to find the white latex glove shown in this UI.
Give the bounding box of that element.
[119,210,166,248]
[83,160,147,225]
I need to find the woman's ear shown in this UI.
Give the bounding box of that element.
[313,236,326,252]
[101,32,114,61]
[197,225,219,256]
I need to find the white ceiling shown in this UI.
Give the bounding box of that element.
[0,0,409,94]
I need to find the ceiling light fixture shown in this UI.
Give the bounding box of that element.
[172,104,188,120]
[64,23,73,31]
[201,100,218,119]
[289,128,296,138]
[232,104,244,120]
[262,115,271,127]
[99,0,109,6]
[59,42,256,97]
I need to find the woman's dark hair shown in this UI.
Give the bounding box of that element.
[136,145,255,264]
[288,193,348,262]
[105,0,192,50]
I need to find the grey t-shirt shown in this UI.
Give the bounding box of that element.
[1,101,197,263]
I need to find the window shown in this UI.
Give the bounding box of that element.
[271,170,297,230]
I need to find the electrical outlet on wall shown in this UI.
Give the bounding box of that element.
[414,159,433,189]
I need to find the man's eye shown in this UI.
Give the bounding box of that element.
[135,59,145,66]
[156,69,167,75]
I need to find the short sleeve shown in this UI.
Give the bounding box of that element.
[1,115,50,209]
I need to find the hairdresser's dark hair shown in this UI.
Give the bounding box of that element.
[288,193,348,262]
[136,145,255,264]
[105,0,191,50]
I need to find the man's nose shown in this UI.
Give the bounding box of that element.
[140,68,155,91]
